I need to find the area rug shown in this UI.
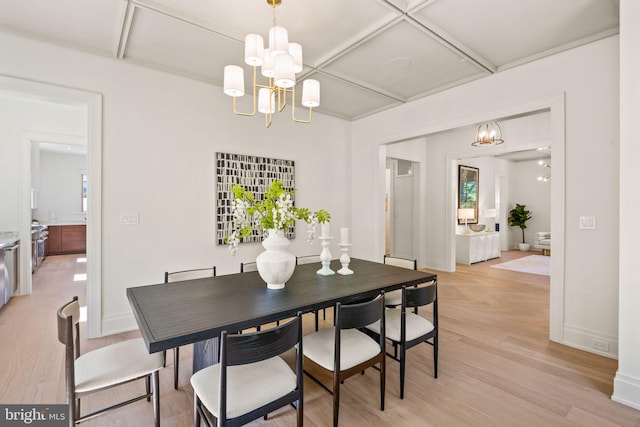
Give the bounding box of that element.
[491,255,550,276]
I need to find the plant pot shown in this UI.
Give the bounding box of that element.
[256,229,296,289]
[518,243,531,251]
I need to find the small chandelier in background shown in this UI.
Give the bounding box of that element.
[537,160,551,182]
[472,122,504,147]
[223,0,320,128]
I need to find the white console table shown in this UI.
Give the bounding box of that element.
[456,232,500,265]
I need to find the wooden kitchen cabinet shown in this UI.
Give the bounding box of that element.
[48,226,61,254]
[47,225,86,255]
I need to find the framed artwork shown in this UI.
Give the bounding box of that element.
[215,152,296,245]
[458,165,479,224]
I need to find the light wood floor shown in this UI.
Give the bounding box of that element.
[1,252,639,426]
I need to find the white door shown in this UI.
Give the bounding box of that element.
[390,159,414,260]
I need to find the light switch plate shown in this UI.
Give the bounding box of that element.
[120,214,140,225]
[579,216,596,230]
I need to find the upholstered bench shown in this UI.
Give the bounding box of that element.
[534,232,551,255]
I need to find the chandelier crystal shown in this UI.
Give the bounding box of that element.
[472,122,504,147]
[223,0,320,128]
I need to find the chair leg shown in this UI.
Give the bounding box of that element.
[315,311,319,332]
[174,347,180,389]
[146,376,151,402]
[400,345,406,399]
[380,357,386,410]
[194,395,201,427]
[152,370,160,427]
[333,373,341,427]
[163,350,167,367]
[297,395,304,426]
[434,334,438,378]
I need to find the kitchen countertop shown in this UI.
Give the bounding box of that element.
[0,232,19,249]
[43,222,87,226]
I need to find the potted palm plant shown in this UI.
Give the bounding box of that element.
[508,203,533,251]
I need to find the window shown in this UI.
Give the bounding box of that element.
[81,173,88,212]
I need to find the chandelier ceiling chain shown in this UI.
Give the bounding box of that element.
[223,0,320,128]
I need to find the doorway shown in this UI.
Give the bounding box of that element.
[1,75,103,338]
[386,158,418,260]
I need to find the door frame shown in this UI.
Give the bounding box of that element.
[2,75,103,338]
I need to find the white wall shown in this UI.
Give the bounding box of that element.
[0,96,85,230]
[352,35,620,365]
[507,159,551,248]
[0,31,351,335]
[37,150,87,223]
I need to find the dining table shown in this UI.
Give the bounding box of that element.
[127,258,437,372]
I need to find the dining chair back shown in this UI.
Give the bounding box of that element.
[383,256,417,308]
[303,293,386,427]
[191,314,304,427]
[165,266,216,283]
[57,296,163,426]
[366,281,438,399]
[383,255,417,270]
[240,261,258,273]
[164,266,216,389]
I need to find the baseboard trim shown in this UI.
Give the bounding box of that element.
[423,257,449,272]
[563,323,618,359]
[101,312,139,337]
[613,373,640,411]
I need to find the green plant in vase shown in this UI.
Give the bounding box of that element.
[224,180,330,255]
[508,203,532,250]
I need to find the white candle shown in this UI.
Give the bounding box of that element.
[340,227,349,244]
[321,222,330,238]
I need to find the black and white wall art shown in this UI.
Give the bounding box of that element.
[216,152,296,245]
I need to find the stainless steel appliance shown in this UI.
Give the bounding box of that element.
[36,225,48,268]
[31,224,48,273]
[0,240,19,309]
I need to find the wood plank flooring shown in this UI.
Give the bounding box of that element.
[1,252,639,426]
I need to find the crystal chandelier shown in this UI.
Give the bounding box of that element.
[472,122,504,147]
[223,0,320,128]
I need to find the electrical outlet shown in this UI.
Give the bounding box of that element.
[591,339,610,352]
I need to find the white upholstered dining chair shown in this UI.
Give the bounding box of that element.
[164,266,217,389]
[303,293,386,427]
[191,314,304,426]
[366,282,438,399]
[57,296,163,426]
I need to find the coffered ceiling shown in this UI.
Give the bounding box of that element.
[0,0,619,120]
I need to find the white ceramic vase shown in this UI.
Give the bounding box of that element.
[518,243,531,251]
[256,229,296,289]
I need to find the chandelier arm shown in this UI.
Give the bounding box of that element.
[232,65,258,117]
[265,109,272,128]
[292,106,313,124]
[278,87,287,112]
[291,85,313,123]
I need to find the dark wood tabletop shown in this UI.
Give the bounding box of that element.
[127,258,437,354]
